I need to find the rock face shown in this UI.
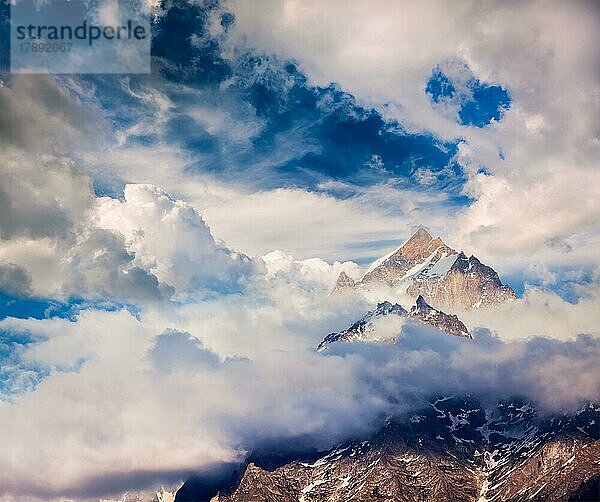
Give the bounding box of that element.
[333,228,516,311]
[406,252,516,311]
[317,296,470,351]
[205,400,600,502]
[409,295,471,338]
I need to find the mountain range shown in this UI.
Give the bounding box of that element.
[333,228,516,311]
[201,401,599,502]
[174,229,599,502]
[327,227,517,344]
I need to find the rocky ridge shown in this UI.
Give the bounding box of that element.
[317,296,470,351]
[333,228,516,312]
[202,401,600,502]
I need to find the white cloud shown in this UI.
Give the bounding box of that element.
[0,75,107,155]
[1,282,599,499]
[198,184,454,262]
[225,0,600,268]
[461,286,600,342]
[0,76,163,301]
[95,184,256,296]
[0,150,93,242]
[261,249,362,290]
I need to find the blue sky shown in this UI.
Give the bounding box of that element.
[85,2,476,198]
[426,61,511,127]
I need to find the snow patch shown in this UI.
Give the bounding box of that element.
[424,252,458,278]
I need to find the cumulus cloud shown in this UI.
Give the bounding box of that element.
[0,264,32,298]
[1,81,255,302]
[0,76,160,302]
[0,152,93,242]
[0,214,167,302]
[261,249,362,290]
[95,184,256,296]
[0,284,599,499]
[0,298,379,499]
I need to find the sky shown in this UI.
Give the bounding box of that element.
[0,0,599,499]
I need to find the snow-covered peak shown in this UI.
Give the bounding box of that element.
[409,296,471,338]
[317,301,408,350]
[333,226,515,312]
[365,245,401,275]
[317,295,470,350]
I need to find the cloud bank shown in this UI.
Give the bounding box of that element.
[1,287,599,499]
[1,177,599,498]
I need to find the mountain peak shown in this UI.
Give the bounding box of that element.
[316,301,408,350]
[410,227,433,241]
[336,271,353,284]
[396,228,447,262]
[334,226,515,311]
[317,295,470,351]
[352,227,515,311]
[414,295,431,312]
[409,296,471,338]
[401,228,435,253]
